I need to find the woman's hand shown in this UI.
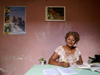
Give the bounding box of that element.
[59,62,70,67]
[48,52,70,67]
[76,56,83,65]
[76,61,83,65]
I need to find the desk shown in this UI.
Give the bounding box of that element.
[25,64,100,75]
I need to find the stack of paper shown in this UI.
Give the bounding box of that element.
[76,63,100,72]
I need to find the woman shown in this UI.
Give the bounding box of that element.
[48,31,83,67]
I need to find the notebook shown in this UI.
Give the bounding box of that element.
[43,67,77,75]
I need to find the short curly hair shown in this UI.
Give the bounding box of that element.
[65,31,80,43]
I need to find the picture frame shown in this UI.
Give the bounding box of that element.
[45,6,66,21]
[4,6,26,35]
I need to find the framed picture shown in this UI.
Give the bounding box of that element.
[4,6,26,35]
[45,6,66,21]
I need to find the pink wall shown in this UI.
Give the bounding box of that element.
[0,0,100,75]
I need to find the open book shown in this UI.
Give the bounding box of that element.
[76,63,100,72]
[43,67,77,75]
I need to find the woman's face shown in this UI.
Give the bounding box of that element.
[66,34,76,47]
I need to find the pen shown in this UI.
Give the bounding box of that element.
[62,59,67,63]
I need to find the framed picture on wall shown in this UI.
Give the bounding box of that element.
[45,6,66,21]
[4,6,26,35]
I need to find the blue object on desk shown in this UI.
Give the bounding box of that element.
[25,64,100,75]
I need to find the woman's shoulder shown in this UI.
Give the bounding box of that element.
[75,47,81,54]
[55,46,64,51]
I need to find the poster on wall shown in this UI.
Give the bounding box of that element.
[45,6,66,21]
[4,6,26,35]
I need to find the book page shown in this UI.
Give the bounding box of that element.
[76,63,91,69]
[43,68,61,75]
[90,67,100,71]
[57,67,77,74]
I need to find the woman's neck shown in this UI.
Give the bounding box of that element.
[66,45,74,50]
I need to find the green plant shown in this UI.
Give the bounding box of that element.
[39,58,44,61]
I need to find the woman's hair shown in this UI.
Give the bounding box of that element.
[65,31,80,43]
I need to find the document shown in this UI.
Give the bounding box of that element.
[43,67,77,75]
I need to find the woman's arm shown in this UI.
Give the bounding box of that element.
[48,52,70,67]
[76,55,83,65]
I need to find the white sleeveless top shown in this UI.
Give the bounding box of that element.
[55,46,81,65]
